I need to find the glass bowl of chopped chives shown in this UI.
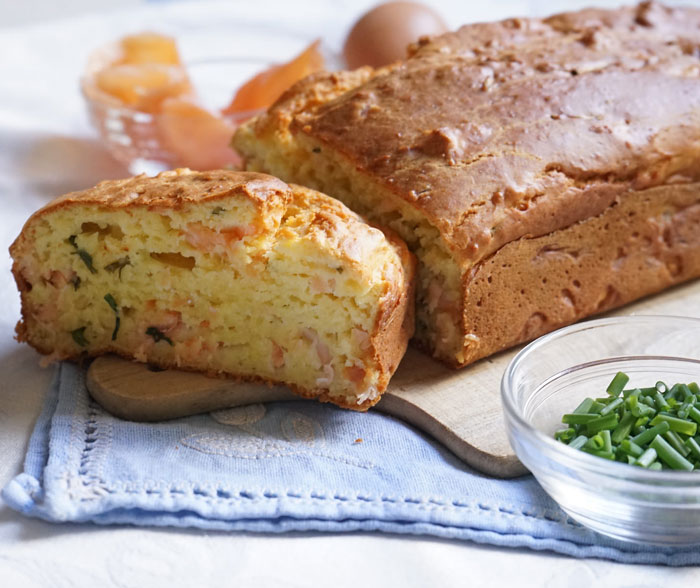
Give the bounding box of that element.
[501,315,700,545]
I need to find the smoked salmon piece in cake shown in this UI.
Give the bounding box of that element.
[10,169,415,410]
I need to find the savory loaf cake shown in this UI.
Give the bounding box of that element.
[233,1,700,367]
[10,169,415,410]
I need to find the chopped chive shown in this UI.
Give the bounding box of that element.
[667,384,684,401]
[656,381,668,394]
[67,234,97,274]
[582,448,615,460]
[104,293,118,313]
[651,435,694,471]
[562,413,598,425]
[680,384,694,401]
[635,415,650,428]
[685,437,700,461]
[638,386,658,396]
[611,412,636,444]
[619,439,644,458]
[627,395,656,418]
[634,447,658,468]
[572,397,594,414]
[631,421,671,446]
[585,413,619,435]
[689,383,700,396]
[569,435,588,450]
[71,326,88,347]
[678,403,693,420]
[633,418,649,435]
[627,388,642,400]
[554,428,576,442]
[650,414,697,437]
[103,293,120,341]
[649,462,663,471]
[663,431,691,457]
[69,275,81,290]
[642,403,657,416]
[606,372,629,397]
[74,249,97,274]
[589,400,607,414]
[688,406,700,425]
[146,326,173,346]
[211,206,226,216]
[584,434,605,450]
[600,397,623,416]
[654,391,670,412]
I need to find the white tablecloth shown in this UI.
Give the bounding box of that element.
[1,1,699,584]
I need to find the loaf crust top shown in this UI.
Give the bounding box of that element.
[263,2,700,265]
[12,169,413,276]
[42,169,289,212]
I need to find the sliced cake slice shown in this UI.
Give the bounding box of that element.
[11,169,415,410]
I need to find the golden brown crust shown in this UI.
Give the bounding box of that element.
[9,168,290,264]
[52,168,287,210]
[457,182,700,366]
[253,68,377,135]
[294,2,700,265]
[369,229,416,395]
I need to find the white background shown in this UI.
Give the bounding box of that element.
[1,0,700,585]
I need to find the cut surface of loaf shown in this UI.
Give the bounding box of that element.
[233,1,700,367]
[11,169,415,410]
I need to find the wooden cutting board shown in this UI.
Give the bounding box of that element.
[87,280,700,479]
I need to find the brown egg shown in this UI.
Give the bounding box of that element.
[343,2,448,69]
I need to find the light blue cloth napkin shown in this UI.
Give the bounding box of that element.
[3,363,700,565]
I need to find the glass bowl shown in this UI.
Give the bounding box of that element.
[501,315,700,545]
[81,57,266,175]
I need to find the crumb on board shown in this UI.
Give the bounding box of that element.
[354,438,363,444]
